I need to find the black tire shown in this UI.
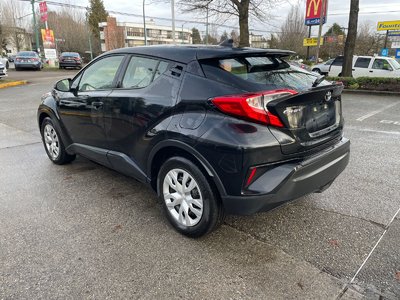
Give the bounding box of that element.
[40,117,76,165]
[312,68,321,74]
[6,62,9,69]
[158,157,224,238]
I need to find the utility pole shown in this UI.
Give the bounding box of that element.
[315,0,326,63]
[171,0,176,43]
[31,0,40,53]
[205,4,209,44]
[143,0,147,45]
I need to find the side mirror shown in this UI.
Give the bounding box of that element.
[54,78,71,92]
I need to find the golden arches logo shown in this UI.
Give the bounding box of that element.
[307,0,321,17]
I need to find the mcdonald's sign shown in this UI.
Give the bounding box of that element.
[305,0,328,26]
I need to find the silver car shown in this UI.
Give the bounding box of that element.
[312,59,334,75]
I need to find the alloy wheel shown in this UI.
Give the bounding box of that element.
[163,168,204,227]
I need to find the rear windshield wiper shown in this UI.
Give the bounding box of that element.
[312,75,325,87]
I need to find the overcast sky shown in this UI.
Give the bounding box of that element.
[22,0,400,36]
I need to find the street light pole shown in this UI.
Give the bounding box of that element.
[143,0,147,45]
[31,0,40,53]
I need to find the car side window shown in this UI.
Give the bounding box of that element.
[354,57,371,68]
[372,59,392,71]
[331,57,343,66]
[122,56,162,89]
[153,61,169,81]
[78,55,123,92]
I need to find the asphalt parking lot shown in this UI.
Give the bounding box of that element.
[0,69,399,299]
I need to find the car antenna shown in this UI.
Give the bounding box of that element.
[219,39,234,48]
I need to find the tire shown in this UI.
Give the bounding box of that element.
[312,68,321,74]
[6,62,9,69]
[158,157,224,238]
[40,117,76,165]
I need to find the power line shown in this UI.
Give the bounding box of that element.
[18,0,400,35]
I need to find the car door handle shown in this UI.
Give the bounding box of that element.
[92,101,103,109]
[369,70,373,73]
[352,69,355,71]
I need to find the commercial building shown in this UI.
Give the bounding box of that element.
[99,17,192,52]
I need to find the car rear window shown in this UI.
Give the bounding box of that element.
[201,55,330,91]
[18,52,36,57]
[61,52,79,57]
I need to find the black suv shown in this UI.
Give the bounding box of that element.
[38,45,350,237]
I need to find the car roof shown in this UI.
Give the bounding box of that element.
[106,45,295,64]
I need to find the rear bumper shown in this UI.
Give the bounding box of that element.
[59,62,81,67]
[221,137,350,215]
[15,62,40,69]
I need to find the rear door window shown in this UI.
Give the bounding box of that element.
[354,57,371,68]
[121,56,167,89]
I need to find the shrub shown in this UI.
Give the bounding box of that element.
[326,76,400,92]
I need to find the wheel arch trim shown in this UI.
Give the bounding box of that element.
[147,140,227,197]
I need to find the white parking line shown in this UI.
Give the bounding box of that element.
[360,129,400,135]
[356,102,399,122]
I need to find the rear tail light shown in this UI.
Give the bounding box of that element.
[31,58,39,61]
[74,57,81,61]
[211,89,297,127]
[16,58,21,62]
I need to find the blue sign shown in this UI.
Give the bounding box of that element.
[388,30,400,36]
[381,48,389,56]
[305,17,327,26]
[396,49,400,59]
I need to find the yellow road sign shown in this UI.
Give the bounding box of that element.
[377,20,400,31]
[303,37,324,47]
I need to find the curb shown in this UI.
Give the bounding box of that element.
[342,89,400,96]
[0,80,28,89]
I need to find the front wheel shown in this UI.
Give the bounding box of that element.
[312,68,321,74]
[40,117,76,165]
[158,157,224,238]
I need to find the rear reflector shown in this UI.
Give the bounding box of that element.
[211,89,297,127]
[245,167,257,188]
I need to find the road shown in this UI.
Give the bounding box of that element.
[0,69,399,299]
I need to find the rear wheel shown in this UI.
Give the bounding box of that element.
[158,157,224,238]
[40,117,75,165]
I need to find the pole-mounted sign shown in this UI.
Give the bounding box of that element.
[305,0,328,26]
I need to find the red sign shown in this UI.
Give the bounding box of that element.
[41,12,48,22]
[305,0,328,26]
[39,1,47,14]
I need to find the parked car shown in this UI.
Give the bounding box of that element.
[37,45,350,237]
[0,62,7,79]
[288,59,311,71]
[15,51,43,71]
[8,55,16,62]
[0,55,9,69]
[312,58,334,75]
[328,55,400,78]
[59,52,83,69]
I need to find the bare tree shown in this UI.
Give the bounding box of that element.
[355,21,385,56]
[0,0,32,53]
[342,0,359,77]
[178,0,277,47]
[277,2,307,56]
[45,8,92,58]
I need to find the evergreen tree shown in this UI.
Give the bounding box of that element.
[192,27,202,44]
[88,0,108,38]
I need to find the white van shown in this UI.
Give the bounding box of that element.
[328,55,400,78]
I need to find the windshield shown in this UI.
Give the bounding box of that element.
[324,59,334,65]
[388,58,400,70]
[211,56,331,91]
